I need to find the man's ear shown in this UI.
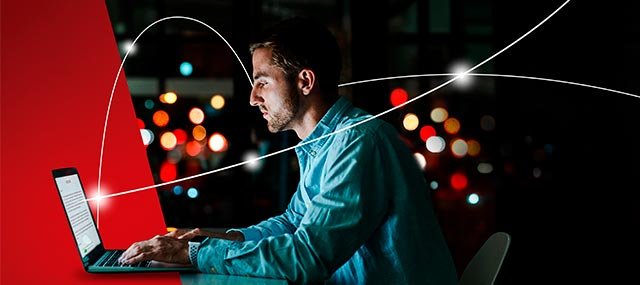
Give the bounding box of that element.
[297,68,316,96]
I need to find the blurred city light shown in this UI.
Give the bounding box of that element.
[444,118,461,134]
[174,129,187,145]
[160,92,177,104]
[403,113,419,131]
[172,185,184,195]
[413,152,427,169]
[160,131,177,150]
[140,129,154,146]
[390,88,408,107]
[419,125,436,142]
[180,61,193,77]
[189,107,205,124]
[467,193,480,205]
[467,139,481,157]
[137,118,145,129]
[159,162,176,182]
[186,141,202,157]
[430,181,439,190]
[152,110,169,127]
[477,163,494,174]
[144,99,154,110]
[187,187,199,199]
[451,139,468,158]
[210,95,225,110]
[426,136,446,153]
[208,133,228,152]
[480,115,496,131]
[430,107,449,123]
[192,125,207,141]
[450,172,468,191]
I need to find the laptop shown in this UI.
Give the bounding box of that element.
[52,167,196,273]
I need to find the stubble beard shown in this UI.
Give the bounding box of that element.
[266,86,300,133]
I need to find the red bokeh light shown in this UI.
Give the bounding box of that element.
[419,125,436,142]
[450,172,468,191]
[390,88,408,107]
[174,129,187,145]
[160,162,177,182]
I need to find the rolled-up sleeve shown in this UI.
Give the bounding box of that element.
[196,129,389,283]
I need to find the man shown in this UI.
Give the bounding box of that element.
[120,18,457,284]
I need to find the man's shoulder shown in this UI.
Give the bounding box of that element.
[333,106,397,142]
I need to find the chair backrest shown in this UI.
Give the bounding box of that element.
[459,232,511,285]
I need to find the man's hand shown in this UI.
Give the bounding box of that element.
[119,235,190,265]
[165,228,244,241]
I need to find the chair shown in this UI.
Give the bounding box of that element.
[458,232,511,285]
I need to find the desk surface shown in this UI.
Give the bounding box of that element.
[180,273,287,285]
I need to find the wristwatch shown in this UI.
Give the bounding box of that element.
[187,236,207,266]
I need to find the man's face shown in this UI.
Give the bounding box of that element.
[250,48,300,133]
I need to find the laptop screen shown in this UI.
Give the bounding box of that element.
[55,174,101,258]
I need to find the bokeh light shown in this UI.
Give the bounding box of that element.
[390,88,408,107]
[174,129,187,145]
[160,131,177,150]
[192,125,207,141]
[189,107,205,124]
[140,129,154,146]
[413,152,427,169]
[467,139,481,156]
[208,133,228,152]
[144,99,154,110]
[160,92,177,104]
[451,139,468,158]
[180,61,193,77]
[186,141,202,157]
[152,110,169,127]
[159,162,176,182]
[137,118,145,129]
[173,185,184,195]
[210,95,225,110]
[444,118,461,134]
[426,136,446,153]
[430,107,449,123]
[187,187,199,199]
[480,115,496,131]
[403,113,419,131]
[430,181,439,190]
[419,125,436,142]
[467,193,480,205]
[477,163,494,174]
[450,172,468,191]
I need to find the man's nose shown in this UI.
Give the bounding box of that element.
[249,86,263,106]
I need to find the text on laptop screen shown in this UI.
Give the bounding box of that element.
[55,174,100,258]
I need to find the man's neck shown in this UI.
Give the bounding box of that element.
[292,95,337,140]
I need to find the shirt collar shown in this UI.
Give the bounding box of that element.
[295,96,352,157]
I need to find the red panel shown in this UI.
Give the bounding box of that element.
[1,1,181,284]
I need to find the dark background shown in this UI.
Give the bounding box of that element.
[105,0,639,283]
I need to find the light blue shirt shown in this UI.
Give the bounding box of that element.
[196,97,458,284]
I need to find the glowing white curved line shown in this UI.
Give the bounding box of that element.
[339,73,640,99]
[90,71,639,201]
[96,16,254,225]
[90,1,571,202]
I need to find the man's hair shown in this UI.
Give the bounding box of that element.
[250,17,341,97]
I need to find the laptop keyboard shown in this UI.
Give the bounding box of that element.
[95,250,151,267]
